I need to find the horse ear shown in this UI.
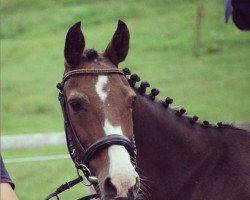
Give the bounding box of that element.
[104,20,130,66]
[64,21,85,68]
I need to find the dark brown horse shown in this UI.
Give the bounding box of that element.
[132,87,250,200]
[50,21,250,200]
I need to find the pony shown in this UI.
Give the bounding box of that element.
[50,20,250,200]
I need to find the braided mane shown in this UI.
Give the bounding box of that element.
[122,68,242,131]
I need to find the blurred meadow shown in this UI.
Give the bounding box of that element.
[1,0,250,199]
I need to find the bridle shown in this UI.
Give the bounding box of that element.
[45,68,137,200]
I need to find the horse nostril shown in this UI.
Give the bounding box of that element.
[128,177,140,199]
[135,177,140,189]
[134,177,140,193]
[104,177,117,198]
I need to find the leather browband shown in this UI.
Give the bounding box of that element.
[63,68,124,83]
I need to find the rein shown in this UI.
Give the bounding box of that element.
[45,68,137,200]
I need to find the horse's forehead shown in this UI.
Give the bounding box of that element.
[94,75,125,104]
[65,76,96,97]
[66,74,119,94]
[79,52,116,69]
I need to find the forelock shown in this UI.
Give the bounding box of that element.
[85,49,99,61]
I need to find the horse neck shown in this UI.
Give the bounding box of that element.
[132,92,217,192]
[132,91,250,199]
[132,92,209,158]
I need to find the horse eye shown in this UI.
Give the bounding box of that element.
[69,100,82,112]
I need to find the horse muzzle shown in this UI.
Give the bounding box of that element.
[103,177,140,200]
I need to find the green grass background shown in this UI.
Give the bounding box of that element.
[1,0,250,199]
[2,0,250,135]
[3,146,87,199]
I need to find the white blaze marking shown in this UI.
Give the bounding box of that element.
[95,75,138,197]
[95,76,108,102]
[104,119,138,196]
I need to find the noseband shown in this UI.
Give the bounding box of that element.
[45,68,137,200]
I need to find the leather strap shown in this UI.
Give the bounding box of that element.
[83,134,136,166]
[45,176,83,200]
[63,68,124,83]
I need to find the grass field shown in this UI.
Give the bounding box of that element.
[1,0,250,199]
[2,0,250,135]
